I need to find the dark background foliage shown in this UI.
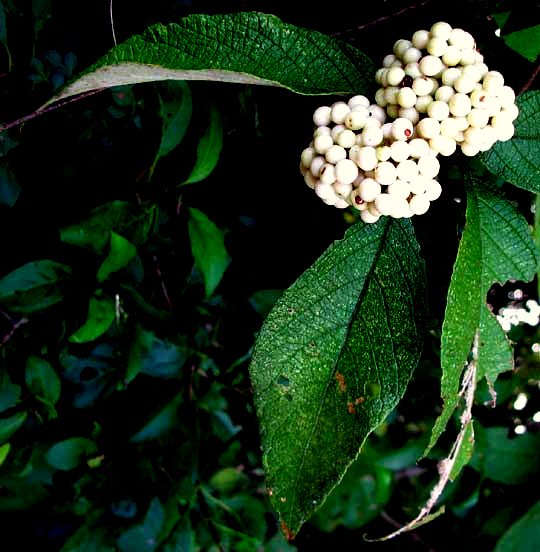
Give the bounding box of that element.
[0,1,539,551]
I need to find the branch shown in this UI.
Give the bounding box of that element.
[367,331,479,542]
[0,311,29,346]
[331,0,434,37]
[0,88,106,132]
[518,57,540,96]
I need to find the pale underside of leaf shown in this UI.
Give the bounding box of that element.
[43,64,281,107]
[250,218,426,538]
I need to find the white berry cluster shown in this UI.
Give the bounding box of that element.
[299,21,518,223]
[299,95,443,223]
[375,21,518,157]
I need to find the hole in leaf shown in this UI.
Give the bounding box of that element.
[277,375,290,387]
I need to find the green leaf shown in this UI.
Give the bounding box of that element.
[150,80,192,177]
[492,11,511,30]
[46,437,98,471]
[60,527,115,552]
[0,165,21,207]
[0,369,21,413]
[503,25,540,62]
[495,500,540,552]
[188,207,230,298]
[25,355,61,406]
[249,218,426,538]
[43,12,375,109]
[130,392,183,442]
[0,259,72,313]
[471,425,540,484]
[181,103,222,185]
[117,497,165,552]
[96,231,138,282]
[0,411,26,445]
[480,91,540,192]
[127,326,188,381]
[0,442,10,467]
[60,200,159,254]
[69,291,116,343]
[424,178,538,456]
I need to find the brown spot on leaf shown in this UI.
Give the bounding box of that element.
[281,521,296,542]
[347,402,356,414]
[335,371,346,393]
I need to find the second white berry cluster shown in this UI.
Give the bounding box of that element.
[299,21,519,223]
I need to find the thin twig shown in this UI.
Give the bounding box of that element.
[519,57,540,96]
[331,0,434,37]
[0,88,106,132]
[0,312,29,346]
[153,255,173,311]
[110,0,117,46]
[367,332,479,542]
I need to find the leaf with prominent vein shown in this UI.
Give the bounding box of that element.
[480,91,540,193]
[424,178,538,456]
[42,12,375,110]
[249,218,426,539]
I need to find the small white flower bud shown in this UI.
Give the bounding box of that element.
[387,66,406,86]
[442,46,462,66]
[418,154,440,178]
[314,134,334,154]
[301,147,316,169]
[419,55,444,77]
[402,47,422,64]
[449,93,472,117]
[404,63,423,78]
[375,88,388,107]
[409,194,430,215]
[325,144,347,164]
[359,177,382,202]
[315,181,337,201]
[360,209,380,224]
[397,159,419,182]
[467,108,490,128]
[417,117,441,139]
[427,100,450,121]
[483,71,505,94]
[345,110,368,131]
[398,107,420,124]
[454,75,477,94]
[431,21,453,40]
[427,37,449,57]
[412,29,430,49]
[367,104,387,123]
[390,140,411,162]
[391,117,414,140]
[430,135,457,156]
[459,48,478,65]
[336,129,356,148]
[334,180,353,198]
[310,155,326,176]
[449,28,475,50]
[313,105,332,126]
[500,104,519,122]
[440,117,461,138]
[357,146,379,171]
[375,68,389,85]
[495,123,515,142]
[398,87,417,108]
[435,85,455,103]
[386,104,400,119]
[375,161,398,185]
[441,67,462,87]
[409,138,430,158]
[498,86,516,109]
[348,95,371,109]
[394,39,413,58]
[387,179,411,199]
[331,102,351,124]
[374,193,395,216]
[320,163,336,184]
[383,54,398,68]
[424,179,442,201]
[335,158,359,184]
[376,145,392,162]
[460,141,480,156]
[415,95,434,113]
[304,171,318,189]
